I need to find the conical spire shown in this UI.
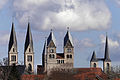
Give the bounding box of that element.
[64,27,73,47]
[8,22,17,52]
[90,51,97,62]
[104,35,111,61]
[42,38,47,55]
[24,22,33,52]
[47,29,56,47]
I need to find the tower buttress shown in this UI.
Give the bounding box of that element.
[24,22,34,73]
[8,22,18,66]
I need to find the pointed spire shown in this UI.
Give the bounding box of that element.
[43,37,47,55]
[24,22,33,52]
[90,51,97,62]
[8,22,17,52]
[64,27,73,47]
[104,34,111,61]
[47,29,56,47]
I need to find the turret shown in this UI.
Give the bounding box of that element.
[24,22,34,73]
[90,51,98,68]
[8,22,18,66]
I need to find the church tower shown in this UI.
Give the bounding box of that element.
[8,22,18,66]
[24,22,34,72]
[46,29,56,70]
[103,35,111,73]
[42,39,47,72]
[90,51,98,68]
[64,28,74,68]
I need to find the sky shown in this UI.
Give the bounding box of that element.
[0,0,120,71]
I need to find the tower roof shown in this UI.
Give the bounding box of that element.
[24,22,33,52]
[42,39,47,55]
[47,29,56,47]
[90,51,97,62]
[104,35,111,62]
[8,22,17,52]
[64,28,73,47]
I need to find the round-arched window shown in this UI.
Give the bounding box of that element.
[94,63,96,68]
[28,63,32,71]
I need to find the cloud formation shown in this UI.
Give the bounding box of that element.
[0,33,9,45]
[12,0,111,31]
[100,34,119,48]
[0,0,8,10]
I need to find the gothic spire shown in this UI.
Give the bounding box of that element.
[104,35,111,61]
[90,51,97,62]
[8,22,17,52]
[42,38,47,55]
[47,29,56,47]
[64,27,73,47]
[24,22,33,52]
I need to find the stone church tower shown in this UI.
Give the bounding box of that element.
[24,22,34,72]
[42,28,74,73]
[8,22,18,66]
[90,51,98,68]
[64,29,74,68]
[103,35,111,73]
[90,35,111,73]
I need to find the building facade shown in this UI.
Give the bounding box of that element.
[90,35,111,73]
[8,22,111,74]
[8,22,34,73]
[42,29,74,72]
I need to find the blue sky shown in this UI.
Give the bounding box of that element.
[0,0,120,71]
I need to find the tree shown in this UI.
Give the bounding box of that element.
[8,64,21,80]
[0,57,11,80]
[107,65,120,80]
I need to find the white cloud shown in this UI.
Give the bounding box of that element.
[0,33,9,45]
[13,0,111,31]
[115,0,120,5]
[100,34,119,48]
[0,0,8,10]
[80,38,95,48]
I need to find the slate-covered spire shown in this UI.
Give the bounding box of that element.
[47,29,56,47]
[24,22,33,52]
[8,22,17,52]
[64,27,73,47]
[104,35,111,61]
[90,51,97,62]
[42,39,47,55]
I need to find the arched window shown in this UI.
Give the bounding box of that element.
[13,48,15,52]
[49,54,52,58]
[29,48,31,52]
[28,63,32,72]
[107,63,110,71]
[94,63,96,68]
[67,48,72,53]
[70,54,72,58]
[52,54,55,58]
[50,49,54,53]
[67,55,69,58]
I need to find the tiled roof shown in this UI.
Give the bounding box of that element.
[56,53,64,59]
[64,30,73,47]
[24,22,33,52]
[47,30,56,47]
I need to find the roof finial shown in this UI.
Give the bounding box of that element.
[28,16,30,23]
[12,16,15,23]
[67,27,69,31]
[51,29,53,32]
